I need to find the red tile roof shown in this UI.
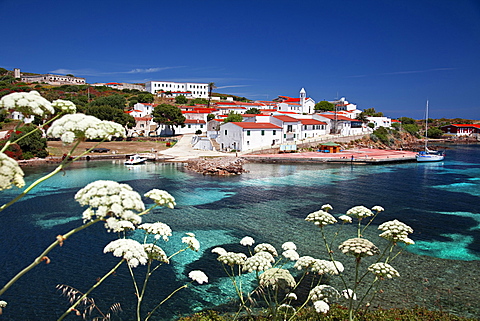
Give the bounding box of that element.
[229,122,282,129]
[300,119,327,125]
[317,114,356,121]
[185,119,206,124]
[273,115,299,122]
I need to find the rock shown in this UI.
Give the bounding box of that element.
[185,157,246,175]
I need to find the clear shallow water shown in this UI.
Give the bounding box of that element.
[0,144,479,320]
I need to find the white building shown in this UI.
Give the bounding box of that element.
[145,81,209,99]
[367,116,392,129]
[216,122,283,151]
[275,88,316,114]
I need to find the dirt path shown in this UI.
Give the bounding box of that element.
[47,140,169,157]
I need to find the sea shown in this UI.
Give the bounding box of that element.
[0,143,479,320]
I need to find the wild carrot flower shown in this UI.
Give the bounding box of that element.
[368,262,400,279]
[254,243,278,256]
[309,284,340,302]
[104,218,135,233]
[378,219,414,243]
[144,189,176,209]
[282,241,297,251]
[52,99,76,113]
[313,300,329,313]
[0,152,25,190]
[75,180,144,226]
[139,222,172,241]
[346,205,374,219]
[259,268,296,289]
[305,210,337,226]
[342,289,357,300]
[286,293,297,300]
[338,215,352,223]
[143,244,169,263]
[294,256,317,270]
[311,259,336,275]
[211,247,227,256]
[182,233,200,251]
[188,270,208,284]
[217,252,247,266]
[240,236,255,246]
[372,205,384,212]
[0,91,54,116]
[104,239,148,268]
[254,251,275,263]
[243,253,272,273]
[282,249,300,261]
[321,204,333,211]
[339,238,380,257]
[47,114,125,144]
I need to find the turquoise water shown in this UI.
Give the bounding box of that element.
[0,144,479,320]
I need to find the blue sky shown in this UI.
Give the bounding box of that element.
[1,0,480,119]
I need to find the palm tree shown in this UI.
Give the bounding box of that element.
[207,82,217,108]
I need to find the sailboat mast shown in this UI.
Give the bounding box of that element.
[424,100,429,150]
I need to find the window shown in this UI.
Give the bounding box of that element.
[224,130,228,135]
[261,130,265,136]
[188,125,191,128]
[247,141,250,145]
[287,125,293,132]
[200,125,203,128]
[273,130,276,135]
[247,130,250,136]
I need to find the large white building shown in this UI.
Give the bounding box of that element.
[145,81,209,99]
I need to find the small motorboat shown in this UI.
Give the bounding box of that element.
[125,154,147,165]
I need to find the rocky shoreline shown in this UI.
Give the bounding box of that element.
[185,157,246,175]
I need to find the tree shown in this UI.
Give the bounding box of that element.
[152,104,186,135]
[398,117,416,125]
[175,95,187,105]
[136,93,154,104]
[356,112,369,123]
[86,105,135,128]
[10,124,48,159]
[89,94,126,110]
[207,82,217,109]
[363,108,383,117]
[314,101,335,112]
[190,98,208,105]
[245,107,261,114]
[223,111,243,123]
[427,127,444,138]
[207,113,216,121]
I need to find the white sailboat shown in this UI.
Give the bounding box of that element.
[416,100,445,162]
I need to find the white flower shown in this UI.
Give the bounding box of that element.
[321,204,333,211]
[104,239,148,268]
[254,243,278,256]
[243,253,272,273]
[240,236,255,246]
[311,259,336,275]
[372,205,384,212]
[329,261,344,274]
[211,247,227,256]
[52,99,76,114]
[188,270,208,284]
[0,152,25,190]
[339,238,380,257]
[338,215,352,223]
[342,289,357,300]
[0,91,53,116]
[309,285,340,303]
[139,222,172,241]
[143,244,169,263]
[346,205,374,219]
[282,241,297,251]
[294,256,316,270]
[259,268,296,289]
[378,219,414,243]
[313,300,329,313]
[144,189,176,209]
[47,114,125,144]
[368,262,400,279]
[255,251,275,263]
[305,210,337,227]
[182,233,200,251]
[278,304,294,311]
[0,300,6,308]
[217,252,247,266]
[286,293,297,300]
[104,218,135,233]
[282,249,300,261]
[75,180,144,225]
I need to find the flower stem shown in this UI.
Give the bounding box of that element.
[57,259,125,321]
